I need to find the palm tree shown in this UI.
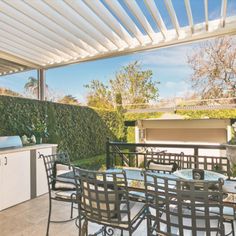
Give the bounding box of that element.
[24,76,48,98]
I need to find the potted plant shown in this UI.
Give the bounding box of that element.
[28,117,49,144]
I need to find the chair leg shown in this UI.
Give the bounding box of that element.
[78,215,82,236]
[46,199,52,236]
[70,202,74,219]
[231,220,235,236]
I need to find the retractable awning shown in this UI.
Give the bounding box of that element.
[0,0,236,76]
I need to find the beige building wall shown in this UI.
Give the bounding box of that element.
[146,128,226,143]
[135,119,231,156]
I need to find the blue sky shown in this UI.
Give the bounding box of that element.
[0,42,196,102]
[0,0,235,103]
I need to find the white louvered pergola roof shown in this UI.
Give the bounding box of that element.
[0,0,236,76]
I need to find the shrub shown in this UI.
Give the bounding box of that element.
[0,95,124,161]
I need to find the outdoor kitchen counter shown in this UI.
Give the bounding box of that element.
[0,143,58,154]
[0,143,58,211]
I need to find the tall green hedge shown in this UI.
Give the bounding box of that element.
[0,95,123,160]
[176,109,236,119]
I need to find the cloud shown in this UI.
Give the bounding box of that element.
[161,80,194,98]
[138,44,195,67]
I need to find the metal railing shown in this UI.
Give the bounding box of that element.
[106,139,229,176]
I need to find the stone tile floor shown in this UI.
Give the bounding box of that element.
[0,194,147,236]
[0,194,235,236]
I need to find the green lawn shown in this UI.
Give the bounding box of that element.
[72,154,106,170]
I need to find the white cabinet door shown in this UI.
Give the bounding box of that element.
[0,155,3,210]
[1,151,30,210]
[36,148,52,196]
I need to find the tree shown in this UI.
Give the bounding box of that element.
[85,61,159,109]
[188,36,236,103]
[24,76,49,98]
[58,95,79,105]
[84,80,113,109]
[0,87,22,97]
[110,61,159,107]
[24,76,39,98]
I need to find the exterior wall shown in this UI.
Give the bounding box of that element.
[146,128,226,143]
[135,119,231,157]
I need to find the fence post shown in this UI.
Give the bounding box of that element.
[194,147,199,169]
[106,138,110,169]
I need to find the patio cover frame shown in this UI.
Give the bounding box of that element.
[0,0,236,100]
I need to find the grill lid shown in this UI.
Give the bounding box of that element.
[0,136,23,149]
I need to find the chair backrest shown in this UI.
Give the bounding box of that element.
[144,152,230,177]
[144,152,184,172]
[40,152,71,192]
[74,167,131,226]
[144,172,225,236]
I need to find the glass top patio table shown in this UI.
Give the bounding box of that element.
[59,167,236,197]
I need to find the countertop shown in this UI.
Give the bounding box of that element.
[0,144,58,154]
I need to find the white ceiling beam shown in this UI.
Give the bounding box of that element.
[0,40,47,65]
[0,42,46,66]
[82,0,139,48]
[0,63,22,71]
[29,0,112,52]
[0,51,40,68]
[0,22,64,62]
[64,0,129,50]
[0,1,86,58]
[6,0,93,56]
[144,0,168,39]
[164,0,180,37]
[103,0,151,45]
[0,30,57,63]
[0,13,74,60]
[221,0,228,27]
[123,0,156,42]
[184,0,194,34]
[204,0,209,31]
[43,16,236,70]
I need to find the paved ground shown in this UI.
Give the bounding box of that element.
[0,194,147,236]
[0,194,234,235]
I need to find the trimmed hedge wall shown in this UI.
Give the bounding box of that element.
[176,109,236,119]
[0,95,123,161]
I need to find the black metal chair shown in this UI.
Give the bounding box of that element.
[41,152,78,236]
[144,151,181,174]
[73,167,146,236]
[144,172,225,236]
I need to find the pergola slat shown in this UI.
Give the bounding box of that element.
[164,0,180,37]
[41,0,116,52]
[0,1,86,58]
[81,0,138,48]
[0,0,235,76]
[0,22,65,62]
[144,0,168,39]
[0,12,75,60]
[6,0,94,56]
[103,0,151,45]
[204,0,209,31]
[0,29,58,63]
[64,0,128,50]
[221,0,228,27]
[124,0,156,42]
[0,42,46,66]
[184,0,194,34]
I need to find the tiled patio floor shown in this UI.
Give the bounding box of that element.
[0,194,147,236]
[0,194,235,236]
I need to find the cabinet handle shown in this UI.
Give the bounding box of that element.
[4,156,7,165]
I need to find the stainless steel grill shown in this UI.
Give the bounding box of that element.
[0,136,22,149]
